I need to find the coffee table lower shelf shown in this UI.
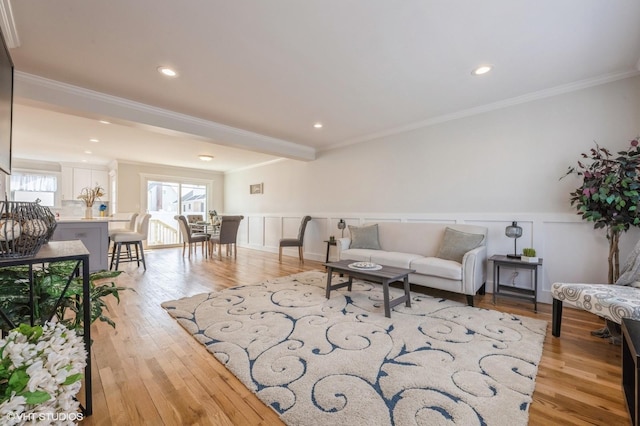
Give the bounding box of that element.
[323,260,415,318]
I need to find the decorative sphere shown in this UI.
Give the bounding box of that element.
[0,219,21,241]
[22,219,48,237]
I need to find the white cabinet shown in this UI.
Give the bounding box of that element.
[60,166,74,201]
[61,167,109,201]
[73,168,92,195]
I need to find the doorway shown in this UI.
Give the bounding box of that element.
[146,179,209,248]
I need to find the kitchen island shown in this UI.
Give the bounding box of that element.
[50,218,109,272]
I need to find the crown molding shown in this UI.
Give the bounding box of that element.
[327,69,640,151]
[225,158,287,174]
[14,72,316,161]
[0,0,19,48]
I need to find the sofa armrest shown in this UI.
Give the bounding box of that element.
[336,238,351,260]
[461,245,487,295]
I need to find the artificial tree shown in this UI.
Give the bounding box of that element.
[563,138,640,283]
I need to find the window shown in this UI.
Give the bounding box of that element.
[145,179,209,247]
[10,172,58,207]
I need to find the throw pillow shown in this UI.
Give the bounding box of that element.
[349,224,382,250]
[436,227,485,263]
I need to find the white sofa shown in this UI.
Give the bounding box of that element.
[336,222,488,306]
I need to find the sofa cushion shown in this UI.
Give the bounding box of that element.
[410,257,462,280]
[436,227,484,263]
[339,249,376,262]
[370,251,424,269]
[349,224,381,250]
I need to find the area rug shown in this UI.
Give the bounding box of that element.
[162,271,547,426]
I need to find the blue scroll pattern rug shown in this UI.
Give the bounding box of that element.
[162,271,547,425]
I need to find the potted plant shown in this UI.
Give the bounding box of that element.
[562,138,640,283]
[0,261,130,335]
[521,248,538,263]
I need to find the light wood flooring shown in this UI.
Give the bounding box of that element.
[81,247,628,425]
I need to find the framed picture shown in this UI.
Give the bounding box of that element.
[250,183,264,195]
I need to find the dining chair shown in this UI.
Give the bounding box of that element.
[110,213,151,271]
[186,214,205,233]
[209,215,244,260]
[279,216,312,263]
[175,215,210,258]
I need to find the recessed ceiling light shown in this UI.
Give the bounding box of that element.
[89,138,99,143]
[313,123,323,129]
[472,65,493,76]
[158,66,178,77]
[84,150,92,154]
[98,120,110,125]
[198,154,214,161]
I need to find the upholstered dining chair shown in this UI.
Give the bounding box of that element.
[110,213,151,271]
[186,214,206,233]
[209,215,244,260]
[279,216,312,263]
[175,215,210,258]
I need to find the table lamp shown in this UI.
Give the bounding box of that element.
[505,221,522,258]
[337,219,346,237]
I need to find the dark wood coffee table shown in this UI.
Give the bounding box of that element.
[323,259,414,318]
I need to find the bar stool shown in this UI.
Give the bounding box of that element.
[108,212,138,255]
[110,213,151,271]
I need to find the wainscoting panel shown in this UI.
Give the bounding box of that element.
[264,216,281,249]
[542,221,609,286]
[405,218,456,224]
[247,216,264,247]
[305,217,328,260]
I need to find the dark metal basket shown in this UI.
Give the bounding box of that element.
[0,201,57,259]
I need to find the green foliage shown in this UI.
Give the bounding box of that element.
[562,139,640,233]
[562,138,640,282]
[0,261,132,335]
[522,248,536,257]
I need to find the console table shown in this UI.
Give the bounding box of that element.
[0,241,93,415]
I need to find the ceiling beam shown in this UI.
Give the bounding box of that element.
[0,0,19,48]
[14,72,316,161]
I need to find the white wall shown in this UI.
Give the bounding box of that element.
[224,76,640,303]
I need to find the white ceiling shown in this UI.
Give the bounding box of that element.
[5,0,640,172]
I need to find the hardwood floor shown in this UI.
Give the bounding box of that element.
[82,247,628,425]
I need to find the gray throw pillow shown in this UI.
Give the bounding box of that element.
[436,227,484,263]
[349,224,382,250]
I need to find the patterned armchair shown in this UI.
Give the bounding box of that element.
[551,282,640,337]
[552,239,640,338]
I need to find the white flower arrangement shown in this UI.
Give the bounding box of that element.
[0,322,87,425]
